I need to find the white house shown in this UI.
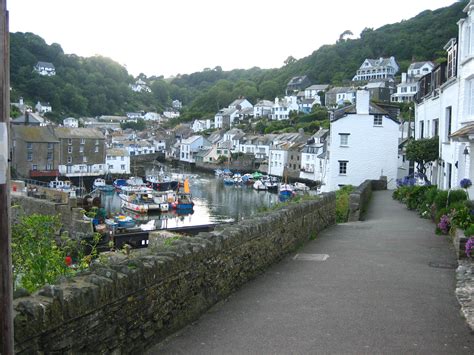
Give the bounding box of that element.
[352,56,399,82]
[191,119,211,132]
[300,129,330,183]
[268,142,290,177]
[35,101,52,114]
[179,135,211,163]
[163,110,180,119]
[172,100,183,110]
[415,1,474,196]
[215,108,238,129]
[239,134,274,160]
[304,84,329,100]
[253,100,274,118]
[391,62,435,103]
[63,117,79,128]
[122,141,156,156]
[323,90,399,192]
[130,79,151,93]
[153,137,167,152]
[271,96,299,120]
[143,112,161,121]
[228,98,253,110]
[106,148,130,174]
[34,61,55,76]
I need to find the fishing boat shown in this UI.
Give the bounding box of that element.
[92,178,115,192]
[146,167,179,191]
[48,177,77,197]
[170,178,194,210]
[119,186,170,213]
[264,177,279,193]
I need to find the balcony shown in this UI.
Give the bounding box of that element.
[30,169,59,178]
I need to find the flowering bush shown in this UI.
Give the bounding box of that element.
[460,178,472,189]
[466,237,474,257]
[437,214,451,234]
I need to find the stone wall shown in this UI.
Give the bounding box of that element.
[348,177,387,222]
[12,193,336,354]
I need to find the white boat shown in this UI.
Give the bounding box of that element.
[93,178,114,192]
[253,180,268,191]
[48,178,77,197]
[293,182,310,191]
[119,186,170,213]
[126,176,146,187]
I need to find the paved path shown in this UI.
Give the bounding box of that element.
[147,190,473,354]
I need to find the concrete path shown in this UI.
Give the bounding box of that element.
[147,190,473,354]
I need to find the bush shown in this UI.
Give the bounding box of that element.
[335,185,354,223]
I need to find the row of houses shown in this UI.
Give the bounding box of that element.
[414,0,474,196]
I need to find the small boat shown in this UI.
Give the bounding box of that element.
[293,182,310,191]
[223,177,234,185]
[146,167,179,191]
[233,173,243,185]
[126,176,146,187]
[48,178,77,197]
[93,178,115,192]
[264,180,279,193]
[253,180,267,191]
[279,183,295,201]
[119,186,170,213]
[170,178,194,210]
[113,214,136,229]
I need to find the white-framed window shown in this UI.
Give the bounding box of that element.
[67,156,72,164]
[31,164,37,171]
[374,115,383,126]
[339,133,349,146]
[339,161,348,175]
[26,142,32,150]
[27,152,32,161]
[95,139,99,146]
[68,138,72,145]
[108,164,113,169]
[121,164,126,170]
[46,163,53,170]
[79,146,84,153]
[68,146,73,154]
[94,146,99,153]
[467,80,474,118]
[47,151,53,161]
[83,156,87,163]
[445,106,452,141]
[80,138,85,145]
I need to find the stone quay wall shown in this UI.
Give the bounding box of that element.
[348,178,387,222]
[13,193,336,354]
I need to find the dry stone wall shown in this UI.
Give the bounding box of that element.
[13,193,335,354]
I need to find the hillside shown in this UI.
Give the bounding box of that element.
[9,1,466,121]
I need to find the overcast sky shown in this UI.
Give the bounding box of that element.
[8,0,458,78]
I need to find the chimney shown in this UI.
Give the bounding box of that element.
[356,90,370,115]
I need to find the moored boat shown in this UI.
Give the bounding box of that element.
[253,180,267,191]
[119,186,170,213]
[93,178,115,192]
[170,178,194,210]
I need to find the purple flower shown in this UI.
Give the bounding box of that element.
[466,237,474,257]
[460,178,472,189]
[437,215,451,234]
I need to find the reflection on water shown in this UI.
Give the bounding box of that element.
[100,168,281,229]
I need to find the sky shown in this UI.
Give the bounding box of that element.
[8,0,459,78]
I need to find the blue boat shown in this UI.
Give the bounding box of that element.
[113,179,128,192]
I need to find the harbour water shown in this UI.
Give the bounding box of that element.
[99,166,282,230]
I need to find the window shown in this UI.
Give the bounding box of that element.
[95,146,99,153]
[68,146,73,154]
[47,152,53,161]
[433,119,439,137]
[467,80,474,117]
[339,161,348,175]
[419,121,424,139]
[83,156,87,163]
[339,133,349,146]
[67,156,72,164]
[121,165,126,170]
[446,106,452,140]
[374,115,383,126]
[121,156,124,161]
[31,164,37,171]
[46,164,53,170]
[26,143,32,150]
[95,139,99,146]
[108,164,113,169]
[68,138,72,145]
[47,143,53,150]
[80,138,85,145]
[27,152,32,161]
[79,146,84,153]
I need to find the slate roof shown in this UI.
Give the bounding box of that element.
[255,100,274,107]
[106,148,129,157]
[332,103,399,123]
[287,76,309,85]
[305,84,329,91]
[11,112,46,125]
[54,127,105,139]
[450,122,474,141]
[36,61,55,69]
[12,125,58,142]
[408,61,434,70]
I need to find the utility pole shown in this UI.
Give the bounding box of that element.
[0,0,13,354]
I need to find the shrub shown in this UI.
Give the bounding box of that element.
[335,185,354,223]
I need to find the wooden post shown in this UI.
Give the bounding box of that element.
[0,0,13,354]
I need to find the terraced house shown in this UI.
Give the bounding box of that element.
[54,127,106,177]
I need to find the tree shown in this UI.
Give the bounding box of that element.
[338,30,354,42]
[284,56,297,66]
[405,137,439,183]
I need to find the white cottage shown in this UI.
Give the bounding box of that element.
[106,148,130,174]
[179,135,211,163]
[323,90,399,192]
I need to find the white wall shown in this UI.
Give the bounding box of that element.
[325,114,399,191]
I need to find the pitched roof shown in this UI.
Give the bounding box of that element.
[255,100,274,107]
[181,135,202,144]
[106,148,129,156]
[450,122,474,141]
[332,103,399,123]
[36,61,55,69]
[408,61,434,70]
[54,127,105,139]
[12,125,59,142]
[305,84,329,91]
[12,112,46,124]
[287,75,309,85]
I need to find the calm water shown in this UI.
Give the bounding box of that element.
[99,166,281,230]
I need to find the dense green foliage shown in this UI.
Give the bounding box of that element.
[405,137,439,181]
[335,185,355,223]
[10,1,466,121]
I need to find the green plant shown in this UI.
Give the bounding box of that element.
[163,236,181,247]
[12,214,72,292]
[464,224,474,237]
[335,185,354,223]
